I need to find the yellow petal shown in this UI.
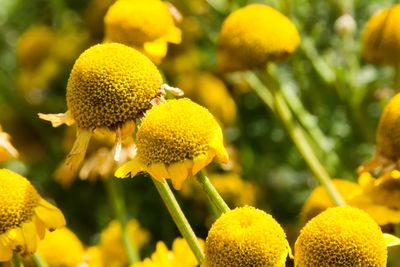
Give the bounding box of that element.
[34,216,46,240]
[21,221,37,254]
[148,162,169,180]
[115,159,145,178]
[144,39,168,59]
[6,228,24,249]
[35,198,66,230]
[192,153,214,175]
[38,110,75,127]
[384,233,400,247]
[209,138,229,163]
[165,26,182,44]
[183,159,194,177]
[0,241,12,261]
[167,162,189,190]
[55,128,92,187]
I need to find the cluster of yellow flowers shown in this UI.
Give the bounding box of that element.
[4,0,400,266]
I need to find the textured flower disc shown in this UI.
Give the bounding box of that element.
[217,4,300,72]
[376,93,400,160]
[0,169,40,234]
[66,43,162,129]
[136,98,224,165]
[105,0,176,46]
[295,206,387,267]
[204,206,289,267]
[362,4,400,65]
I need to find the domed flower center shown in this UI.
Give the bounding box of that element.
[0,169,40,233]
[66,43,162,129]
[136,98,223,165]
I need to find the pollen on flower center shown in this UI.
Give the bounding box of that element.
[0,169,40,233]
[136,98,223,165]
[66,43,163,129]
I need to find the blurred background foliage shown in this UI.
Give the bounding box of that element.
[0,0,398,264]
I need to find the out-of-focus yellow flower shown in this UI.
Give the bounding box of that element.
[177,72,237,126]
[300,177,400,226]
[37,227,84,267]
[100,219,150,267]
[131,238,202,267]
[359,93,400,179]
[16,26,56,70]
[104,0,181,63]
[181,172,257,208]
[217,4,300,72]
[204,206,290,267]
[300,179,362,225]
[39,43,167,186]
[295,206,387,267]
[0,125,18,163]
[83,246,104,267]
[116,98,229,190]
[0,169,66,261]
[362,4,400,65]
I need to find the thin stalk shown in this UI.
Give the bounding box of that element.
[152,178,205,264]
[256,66,345,206]
[32,252,48,267]
[105,179,139,264]
[196,170,230,215]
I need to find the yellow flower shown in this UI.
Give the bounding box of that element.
[37,227,84,267]
[116,98,229,190]
[131,238,202,267]
[104,0,181,63]
[83,246,104,267]
[0,126,18,163]
[217,4,300,72]
[300,179,362,225]
[177,72,237,126]
[359,93,400,177]
[204,206,290,267]
[362,4,400,65]
[100,219,150,267]
[0,169,65,261]
[295,206,387,267]
[39,43,164,185]
[16,26,56,70]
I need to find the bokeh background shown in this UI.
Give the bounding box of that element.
[0,0,398,265]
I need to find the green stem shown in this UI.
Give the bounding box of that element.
[152,178,205,264]
[389,224,400,267]
[32,252,48,267]
[196,170,230,215]
[105,179,139,264]
[256,65,345,206]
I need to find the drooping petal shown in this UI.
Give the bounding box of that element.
[115,159,145,178]
[55,128,92,187]
[38,110,75,127]
[35,198,66,230]
[0,240,12,261]
[144,39,168,60]
[167,162,189,190]
[165,25,182,44]
[148,162,169,181]
[21,221,38,254]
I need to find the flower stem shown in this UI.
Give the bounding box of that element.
[32,252,48,267]
[105,179,139,264]
[152,178,205,264]
[255,65,345,206]
[196,170,230,215]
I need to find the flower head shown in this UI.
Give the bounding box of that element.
[37,227,85,266]
[131,238,202,267]
[116,98,228,189]
[100,219,149,266]
[104,0,181,63]
[0,169,65,261]
[295,206,387,267]
[204,206,290,267]
[362,4,400,65]
[39,43,164,184]
[217,4,300,72]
